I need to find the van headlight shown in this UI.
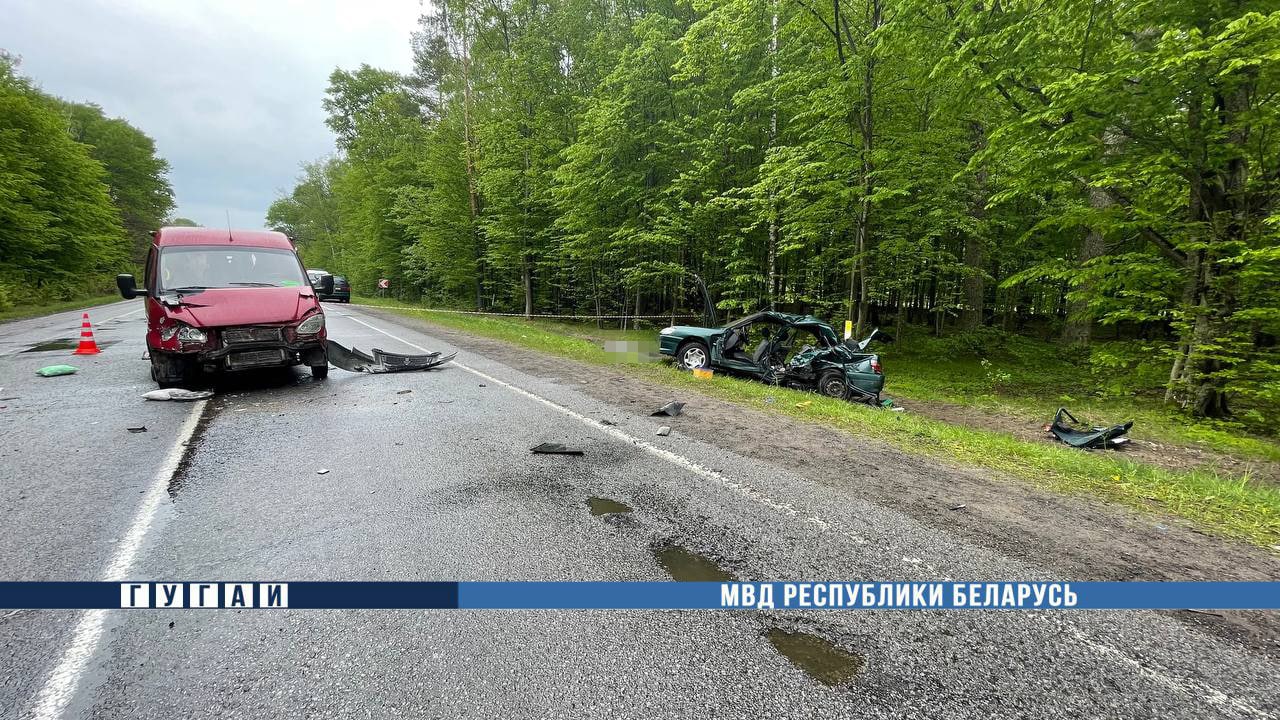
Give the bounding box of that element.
[161,323,206,343]
[296,313,325,335]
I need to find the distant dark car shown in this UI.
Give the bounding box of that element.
[307,270,350,303]
[326,275,351,303]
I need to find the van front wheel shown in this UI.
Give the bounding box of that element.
[151,352,194,388]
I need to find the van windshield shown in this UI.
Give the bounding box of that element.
[159,247,307,291]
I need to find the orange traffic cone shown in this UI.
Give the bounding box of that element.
[73,312,101,355]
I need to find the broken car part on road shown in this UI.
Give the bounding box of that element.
[142,388,215,401]
[1047,407,1133,450]
[651,401,685,417]
[530,442,585,455]
[327,341,455,374]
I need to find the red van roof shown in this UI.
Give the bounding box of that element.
[154,227,294,250]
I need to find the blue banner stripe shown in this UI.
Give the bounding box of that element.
[0,581,1276,610]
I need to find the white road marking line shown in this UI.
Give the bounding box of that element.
[342,309,1272,719]
[25,401,206,720]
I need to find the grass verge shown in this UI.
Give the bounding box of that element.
[0,294,123,324]
[355,297,1280,548]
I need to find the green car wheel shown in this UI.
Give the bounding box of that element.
[677,341,710,371]
[818,370,850,399]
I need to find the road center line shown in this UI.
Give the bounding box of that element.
[341,309,1270,718]
[25,400,207,720]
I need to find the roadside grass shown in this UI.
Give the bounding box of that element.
[0,294,123,324]
[884,329,1280,463]
[355,297,1280,548]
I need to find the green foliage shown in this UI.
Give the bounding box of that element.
[0,54,171,300]
[0,56,129,296]
[275,0,1280,429]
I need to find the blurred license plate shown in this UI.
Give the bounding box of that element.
[227,349,286,368]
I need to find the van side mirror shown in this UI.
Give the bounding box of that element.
[319,275,334,294]
[117,274,142,299]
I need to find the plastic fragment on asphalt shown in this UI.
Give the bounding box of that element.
[317,468,331,475]
[126,426,147,434]
[327,341,454,373]
[142,388,214,401]
[396,389,412,394]
[949,504,966,511]
[651,401,685,417]
[656,426,671,436]
[35,365,79,377]
[530,442,584,455]
[599,419,616,426]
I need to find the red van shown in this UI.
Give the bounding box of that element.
[116,227,330,387]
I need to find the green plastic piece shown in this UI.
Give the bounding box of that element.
[36,365,79,377]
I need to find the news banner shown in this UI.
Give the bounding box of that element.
[1,581,1277,610]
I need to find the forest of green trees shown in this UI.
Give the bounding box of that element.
[0,52,174,309]
[270,0,1280,426]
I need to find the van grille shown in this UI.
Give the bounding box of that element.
[222,326,283,345]
[226,348,286,368]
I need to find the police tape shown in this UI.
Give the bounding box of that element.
[2,581,1276,610]
[350,303,701,321]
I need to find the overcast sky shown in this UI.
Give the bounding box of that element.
[3,0,423,229]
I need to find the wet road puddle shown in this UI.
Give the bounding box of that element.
[587,497,632,515]
[23,339,119,352]
[653,544,736,582]
[767,629,864,686]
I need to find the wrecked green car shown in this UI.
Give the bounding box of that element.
[657,311,890,402]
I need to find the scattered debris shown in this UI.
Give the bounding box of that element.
[691,367,713,379]
[530,442,583,455]
[126,426,148,434]
[795,400,812,409]
[949,504,966,511]
[651,401,685,417]
[656,426,671,437]
[1184,609,1225,618]
[35,365,78,377]
[142,388,214,401]
[479,383,487,388]
[1048,407,1132,450]
[327,341,455,374]
[396,389,413,395]
[599,419,616,426]
[317,468,331,475]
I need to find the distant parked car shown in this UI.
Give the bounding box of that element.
[306,270,349,302]
[326,275,351,303]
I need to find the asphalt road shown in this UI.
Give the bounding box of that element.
[1,301,1277,719]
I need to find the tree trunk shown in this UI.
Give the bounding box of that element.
[522,254,533,319]
[1061,208,1107,345]
[961,121,987,331]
